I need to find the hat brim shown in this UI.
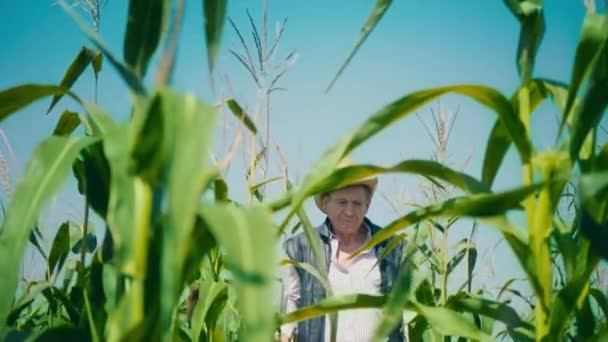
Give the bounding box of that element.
[314,177,378,213]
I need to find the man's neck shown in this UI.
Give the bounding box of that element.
[334,225,367,251]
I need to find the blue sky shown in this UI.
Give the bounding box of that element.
[0,1,601,298]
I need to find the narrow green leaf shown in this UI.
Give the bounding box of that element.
[326,0,392,92]
[47,222,71,278]
[504,0,545,83]
[52,111,81,136]
[0,136,97,334]
[589,288,608,319]
[160,89,217,337]
[226,99,257,134]
[192,281,228,342]
[561,14,608,132]
[280,259,331,294]
[356,184,539,254]
[124,0,168,77]
[250,177,282,193]
[203,0,228,74]
[447,295,535,335]
[6,281,53,326]
[413,303,493,341]
[199,205,275,342]
[569,74,608,161]
[47,46,101,114]
[58,1,146,94]
[482,79,567,186]
[281,85,527,231]
[0,84,71,122]
[374,256,417,340]
[281,294,387,325]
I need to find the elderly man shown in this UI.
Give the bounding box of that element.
[281,172,405,342]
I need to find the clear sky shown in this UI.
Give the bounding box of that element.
[0,0,602,303]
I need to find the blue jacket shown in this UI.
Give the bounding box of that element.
[284,217,406,341]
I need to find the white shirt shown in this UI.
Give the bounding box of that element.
[283,225,384,341]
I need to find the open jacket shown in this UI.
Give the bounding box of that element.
[284,217,406,341]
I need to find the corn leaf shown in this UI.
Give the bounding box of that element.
[47,46,101,114]
[124,0,168,77]
[203,0,228,74]
[0,136,97,337]
[326,0,392,92]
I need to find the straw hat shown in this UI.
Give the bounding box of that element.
[314,157,378,213]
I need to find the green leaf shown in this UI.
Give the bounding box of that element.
[6,281,53,326]
[0,136,97,335]
[203,0,228,74]
[280,259,331,294]
[58,1,146,95]
[214,178,229,202]
[199,205,275,342]
[124,0,168,77]
[482,79,568,186]
[568,69,608,161]
[53,110,81,136]
[413,303,493,341]
[589,288,608,319]
[47,222,71,278]
[281,85,527,230]
[250,177,282,193]
[356,184,539,254]
[192,281,228,342]
[447,295,534,337]
[561,14,608,132]
[374,256,417,340]
[226,99,258,134]
[281,294,387,325]
[326,0,392,92]
[47,46,101,114]
[160,89,217,336]
[504,0,545,83]
[0,84,71,122]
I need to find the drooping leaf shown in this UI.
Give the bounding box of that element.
[199,205,275,342]
[568,67,608,161]
[47,222,71,278]
[281,294,387,325]
[58,1,146,94]
[356,184,540,254]
[413,303,493,341]
[279,85,527,230]
[326,0,392,92]
[504,0,545,83]
[446,295,535,338]
[226,99,257,134]
[280,259,331,294]
[0,136,97,334]
[203,0,228,74]
[374,255,417,340]
[561,14,608,132]
[47,46,101,114]
[53,110,81,136]
[482,79,568,186]
[124,0,168,77]
[0,85,71,122]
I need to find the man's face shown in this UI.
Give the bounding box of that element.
[321,185,369,235]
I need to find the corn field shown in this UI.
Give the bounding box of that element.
[0,0,608,341]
